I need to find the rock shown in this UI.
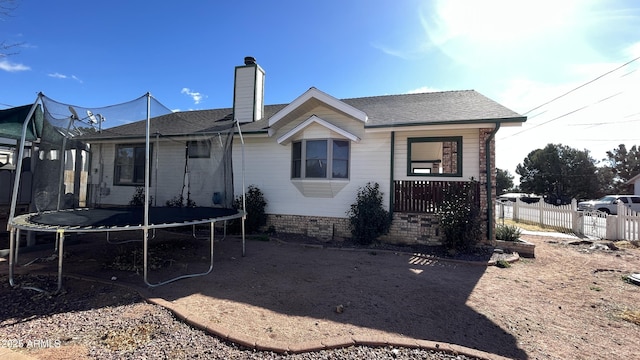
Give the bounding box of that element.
[589,243,611,251]
[335,304,344,314]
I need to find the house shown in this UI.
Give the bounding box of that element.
[626,173,640,196]
[82,57,526,245]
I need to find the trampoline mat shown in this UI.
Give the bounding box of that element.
[28,207,239,228]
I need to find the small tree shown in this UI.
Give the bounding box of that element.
[231,185,267,234]
[347,182,391,245]
[496,168,514,195]
[437,181,482,252]
[129,186,153,207]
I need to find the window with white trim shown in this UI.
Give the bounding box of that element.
[291,139,349,179]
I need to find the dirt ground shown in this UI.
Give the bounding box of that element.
[2,229,640,359]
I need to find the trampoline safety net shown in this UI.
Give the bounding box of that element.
[11,93,237,225]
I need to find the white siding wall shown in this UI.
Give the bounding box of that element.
[89,140,219,207]
[233,113,390,219]
[393,128,480,181]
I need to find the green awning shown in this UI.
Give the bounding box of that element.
[0,104,43,141]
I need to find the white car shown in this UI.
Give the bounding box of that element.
[577,195,640,214]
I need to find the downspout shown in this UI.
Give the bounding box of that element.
[485,122,501,241]
[389,131,395,217]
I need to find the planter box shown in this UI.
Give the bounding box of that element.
[495,239,535,258]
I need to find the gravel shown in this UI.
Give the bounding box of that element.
[1,275,479,360]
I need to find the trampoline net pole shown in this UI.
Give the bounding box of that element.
[8,93,41,227]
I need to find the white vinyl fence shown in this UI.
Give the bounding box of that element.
[496,199,640,241]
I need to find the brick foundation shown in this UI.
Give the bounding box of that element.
[378,212,443,246]
[265,212,444,246]
[265,214,351,242]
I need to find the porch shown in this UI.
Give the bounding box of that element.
[379,180,482,246]
[392,180,481,213]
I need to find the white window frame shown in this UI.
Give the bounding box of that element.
[291,139,350,180]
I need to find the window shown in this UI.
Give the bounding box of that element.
[407,137,462,176]
[187,140,211,158]
[114,144,152,185]
[291,139,349,179]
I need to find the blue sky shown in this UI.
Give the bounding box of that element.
[1,0,640,177]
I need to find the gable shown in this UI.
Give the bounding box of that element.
[268,88,367,133]
[277,115,360,145]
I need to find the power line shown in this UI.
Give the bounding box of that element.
[500,91,624,139]
[498,57,639,140]
[521,55,640,116]
[567,117,640,127]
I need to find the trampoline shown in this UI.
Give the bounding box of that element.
[7,93,247,293]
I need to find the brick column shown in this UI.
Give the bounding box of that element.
[478,128,496,241]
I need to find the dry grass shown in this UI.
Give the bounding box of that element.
[617,308,640,326]
[615,240,640,249]
[499,218,569,233]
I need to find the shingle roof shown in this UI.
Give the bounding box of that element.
[80,90,524,140]
[343,90,525,127]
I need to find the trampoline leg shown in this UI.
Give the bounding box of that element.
[14,228,21,264]
[209,221,215,271]
[143,221,216,288]
[8,228,16,287]
[143,228,149,286]
[241,215,246,257]
[56,230,64,293]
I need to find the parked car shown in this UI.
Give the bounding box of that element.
[577,195,640,214]
[497,193,541,204]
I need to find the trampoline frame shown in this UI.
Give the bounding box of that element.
[6,93,249,294]
[8,208,246,292]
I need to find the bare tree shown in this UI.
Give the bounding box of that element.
[1,0,22,58]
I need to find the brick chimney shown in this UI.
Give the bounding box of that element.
[233,56,265,123]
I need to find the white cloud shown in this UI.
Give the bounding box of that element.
[496,57,640,174]
[420,0,603,74]
[0,60,30,72]
[625,41,640,58]
[407,86,440,94]
[48,73,83,83]
[181,88,205,105]
[48,72,67,79]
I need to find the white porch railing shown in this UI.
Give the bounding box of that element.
[496,199,640,241]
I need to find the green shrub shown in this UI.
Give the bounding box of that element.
[165,194,196,207]
[230,185,267,234]
[495,224,522,241]
[347,182,391,245]
[129,186,153,207]
[436,181,482,252]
